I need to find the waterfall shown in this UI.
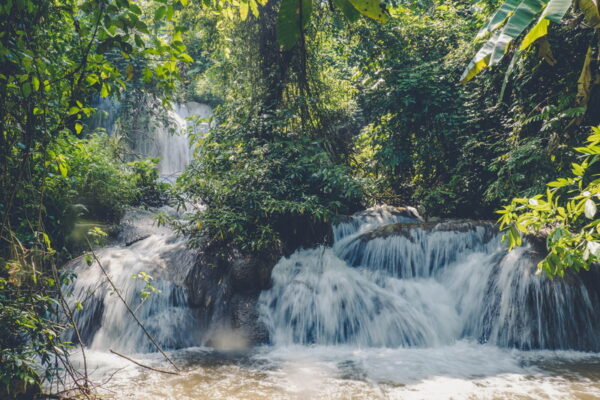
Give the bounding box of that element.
[142,102,211,177]
[259,208,600,351]
[88,98,211,178]
[65,100,212,353]
[125,102,212,179]
[68,204,600,354]
[65,208,201,353]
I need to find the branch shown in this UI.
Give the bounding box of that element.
[109,349,180,375]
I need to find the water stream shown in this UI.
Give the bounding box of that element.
[66,106,600,398]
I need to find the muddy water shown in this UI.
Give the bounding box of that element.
[79,342,600,400]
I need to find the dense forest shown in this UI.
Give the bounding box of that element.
[1,0,600,398]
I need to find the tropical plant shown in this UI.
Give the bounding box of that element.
[0,0,191,395]
[462,0,597,81]
[462,0,599,116]
[498,126,600,277]
[174,105,363,254]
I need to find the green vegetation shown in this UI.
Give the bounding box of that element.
[499,126,600,277]
[1,0,599,395]
[0,0,189,396]
[176,106,363,253]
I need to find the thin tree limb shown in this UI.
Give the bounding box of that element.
[109,350,180,375]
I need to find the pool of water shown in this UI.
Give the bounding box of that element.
[77,341,600,399]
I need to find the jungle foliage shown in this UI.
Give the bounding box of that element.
[172,0,366,254]
[499,126,600,277]
[0,0,189,396]
[1,0,600,395]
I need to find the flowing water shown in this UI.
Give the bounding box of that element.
[130,102,211,177]
[67,205,600,399]
[66,107,600,398]
[88,98,211,177]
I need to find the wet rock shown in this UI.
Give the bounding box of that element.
[231,294,269,344]
[185,246,281,346]
[230,251,273,294]
[333,205,423,226]
[358,220,498,242]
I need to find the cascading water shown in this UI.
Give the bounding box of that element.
[65,208,201,353]
[133,102,211,177]
[126,101,211,177]
[65,101,212,353]
[88,98,211,177]
[259,210,600,350]
[68,204,600,399]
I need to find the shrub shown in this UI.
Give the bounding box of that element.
[175,107,364,254]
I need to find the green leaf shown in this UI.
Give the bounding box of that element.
[276,0,313,50]
[130,4,142,15]
[179,53,193,62]
[100,83,109,97]
[347,0,388,22]
[22,82,31,96]
[520,0,571,50]
[477,0,522,38]
[334,0,361,22]
[520,18,550,50]
[460,31,501,83]
[464,0,553,81]
[32,75,39,91]
[240,1,249,20]
[249,0,259,17]
[489,0,549,65]
[57,160,68,177]
[154,5,167,21]
[74,122,83,134]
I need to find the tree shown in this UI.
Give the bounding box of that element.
[0,0,190,396]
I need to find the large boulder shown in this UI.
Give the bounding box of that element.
[185,245,280,347]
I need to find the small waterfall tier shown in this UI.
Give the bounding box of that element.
[130,102,212,177]
[87,98,212,178]
[259,206,600,350]
[65,208,201,353]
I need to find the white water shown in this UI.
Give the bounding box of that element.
[133,102,211,177]
[72,343,600,399]
[89,98,211,177]
[260,212,600,351]
[67,205,600,398]
[65,208,201,353]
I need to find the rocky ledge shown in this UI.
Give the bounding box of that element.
[357,219,498,242]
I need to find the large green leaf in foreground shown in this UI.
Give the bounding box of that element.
[276,0,313,50]
[520,0,572,50]
[347,0,389,22]
[462,0,576,83]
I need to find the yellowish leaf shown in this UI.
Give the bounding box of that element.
[520,18,549,50]
[240,1,249,20]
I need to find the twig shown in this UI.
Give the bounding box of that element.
[99,366,129,387]
[109,349,180,375]
[50,261,89,387]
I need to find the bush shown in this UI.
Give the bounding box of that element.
[175,107,364,254]
[128,158,170,208]
[43,133,167,254]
